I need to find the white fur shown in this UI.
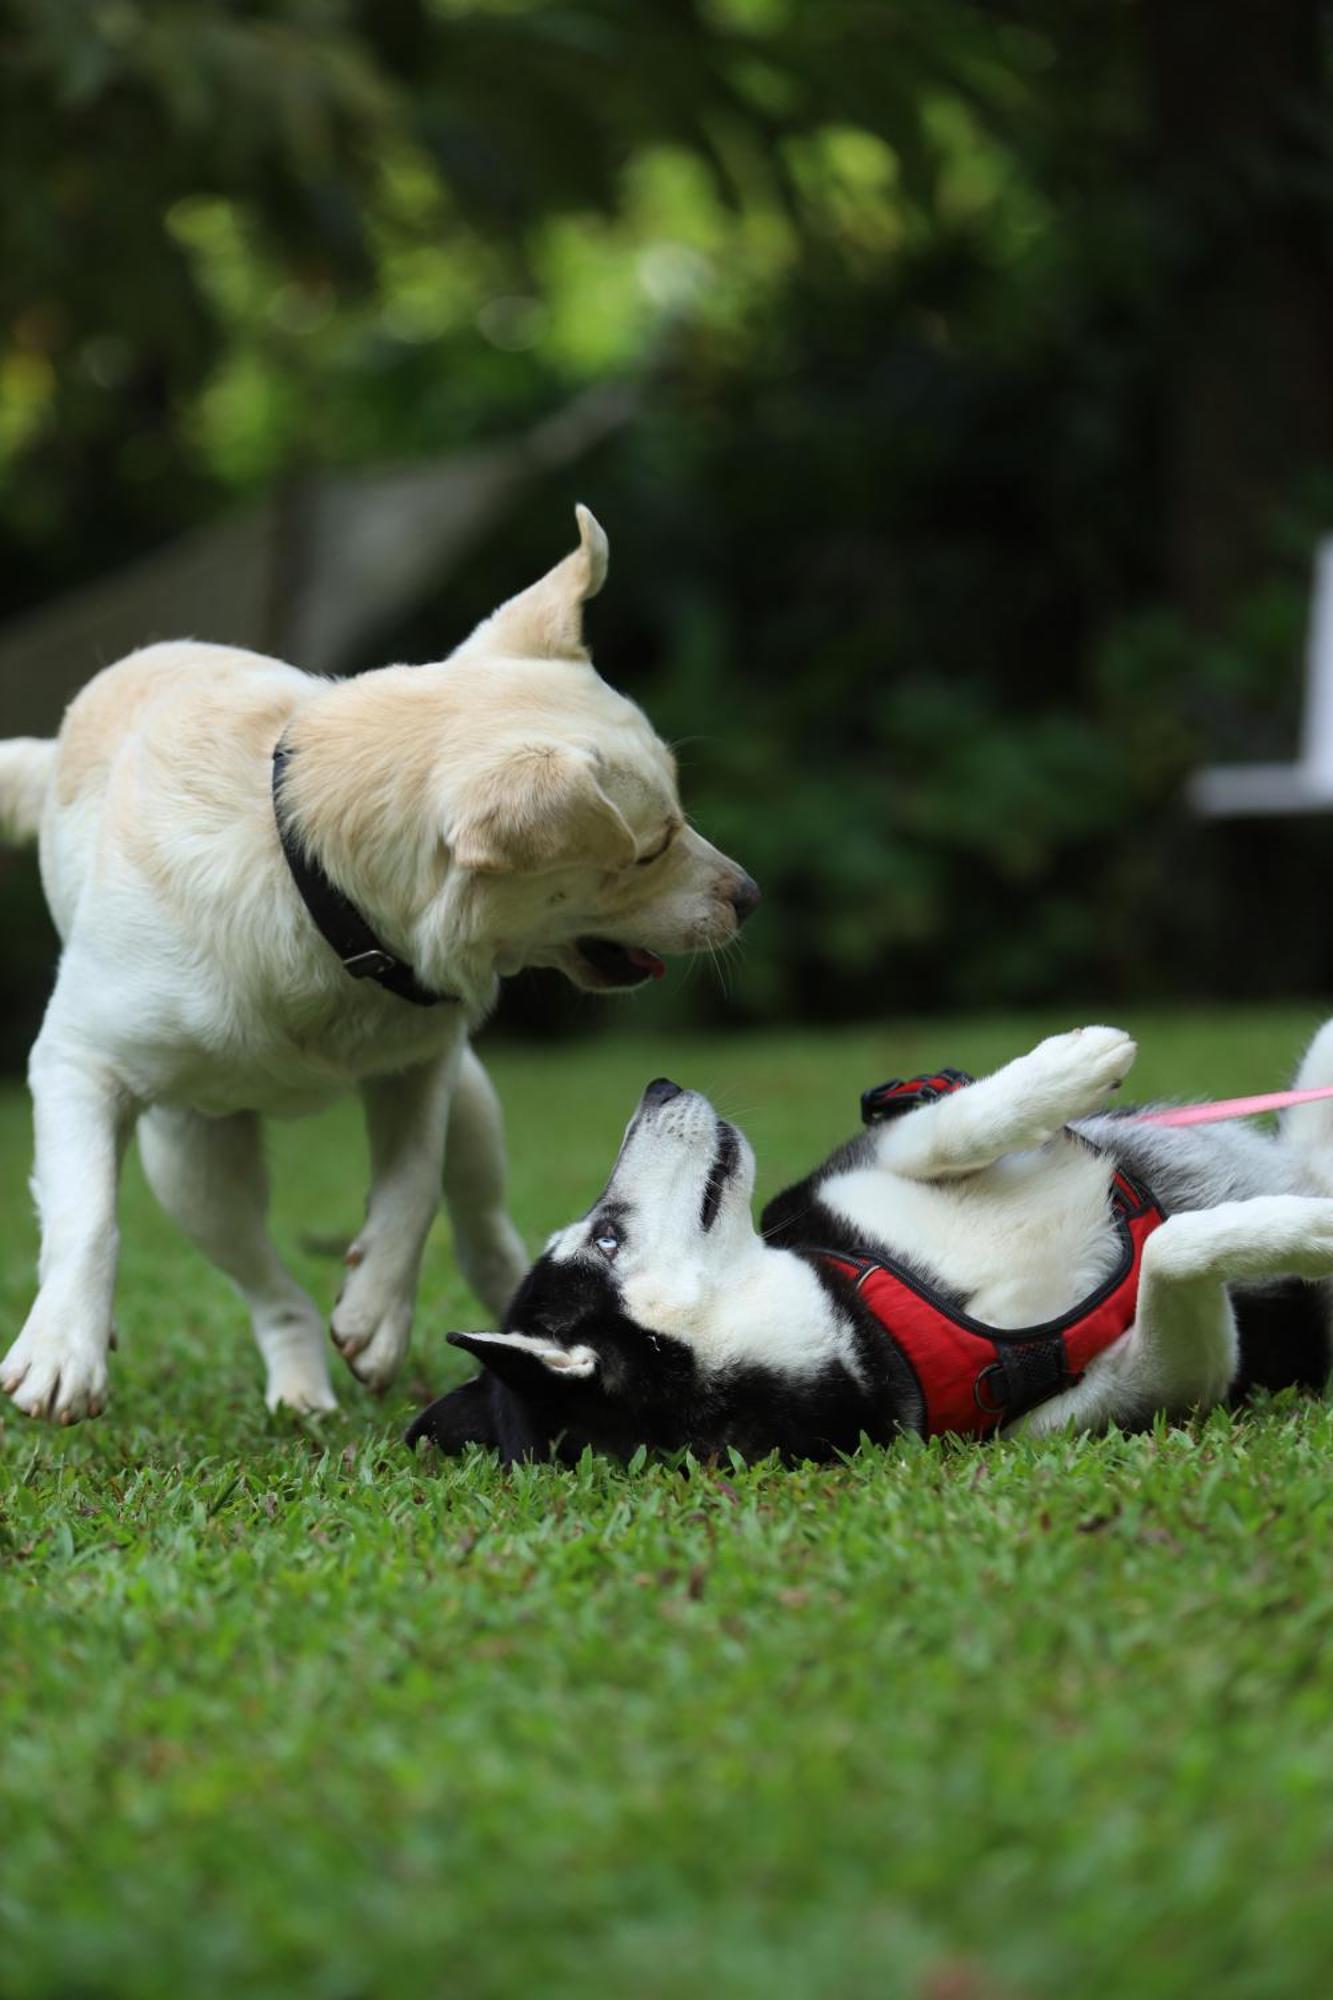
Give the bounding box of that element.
[1015,1195,1333,1436]
[463,1329,599,1377]
[0,509,752,1423]
[547,1092,850,1379]
[876,1026,1138,1180]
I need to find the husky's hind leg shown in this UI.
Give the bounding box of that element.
[1281,1021,1333,1162]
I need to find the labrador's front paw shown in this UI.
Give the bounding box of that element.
[1,1301,110,1424]
[331,1248,414,1392]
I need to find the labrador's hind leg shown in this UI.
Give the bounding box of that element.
[443,1046,528,1320]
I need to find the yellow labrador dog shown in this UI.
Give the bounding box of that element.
[0,508,757,1425]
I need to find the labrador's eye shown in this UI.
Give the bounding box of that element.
[593,1224,621,1260]
[635,832,674,868]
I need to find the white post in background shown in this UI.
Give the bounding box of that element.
[1190,535,1333,816]
[1299,539,1333,788]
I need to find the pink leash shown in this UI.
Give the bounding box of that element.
[1140,1083,1333,1129]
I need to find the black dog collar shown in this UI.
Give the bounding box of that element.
[272,741,455,1009]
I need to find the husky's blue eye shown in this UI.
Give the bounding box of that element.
[593,1225,621,1259]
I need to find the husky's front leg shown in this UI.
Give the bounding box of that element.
[876,1026,1137,1182]
[1,1032,136,1422]
[1017,1195,1333,1436]
[332,1052,459,1391]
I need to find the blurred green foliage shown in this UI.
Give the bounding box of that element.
[2,0,1332,1047]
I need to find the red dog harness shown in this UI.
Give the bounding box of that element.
[824,1069,1167,1437]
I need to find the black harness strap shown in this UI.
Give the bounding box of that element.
[271,741,455,1009]
[975,1334,1070,1419]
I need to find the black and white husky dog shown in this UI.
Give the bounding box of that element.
[407,1024,1333,1465]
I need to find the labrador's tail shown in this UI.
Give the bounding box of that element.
[0,739,55,845]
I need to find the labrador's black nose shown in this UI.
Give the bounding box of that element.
[730,874,762,926]
[643,1077,683,1107]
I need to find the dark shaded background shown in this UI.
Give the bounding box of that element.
[2,0,1332,1061]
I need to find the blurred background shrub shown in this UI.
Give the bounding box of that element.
[2,0,1332,1057]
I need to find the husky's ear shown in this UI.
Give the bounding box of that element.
[405,1374,502,1455]
[464,504,608,662]
[448,1329,599,1383]
[447,745,636,874]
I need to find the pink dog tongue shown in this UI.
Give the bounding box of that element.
[627,947,667,980]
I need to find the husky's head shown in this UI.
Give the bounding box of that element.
[407,1080,876,1464]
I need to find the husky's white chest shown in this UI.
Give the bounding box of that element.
[820,1140,1122,1329]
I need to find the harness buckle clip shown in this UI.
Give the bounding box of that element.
[973,1364,1008,1418]
[861,1068,974,1126]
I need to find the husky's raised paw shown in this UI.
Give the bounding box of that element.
[1019,1026,1138,1133]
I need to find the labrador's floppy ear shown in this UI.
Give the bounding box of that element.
[448,745,637,874]
[449,1329,599,1384]
[464,504,608,662]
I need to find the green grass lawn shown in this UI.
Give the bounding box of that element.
[4,1006,1333,2000]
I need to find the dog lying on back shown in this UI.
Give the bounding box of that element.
[0,507,757,1425]
[408,1024,1333,1463]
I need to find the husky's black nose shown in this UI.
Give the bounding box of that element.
[730,874,762,926]
[643,1077,683,1107]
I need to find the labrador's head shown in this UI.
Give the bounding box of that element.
[286,508,757,1002]
[427,508,759,994]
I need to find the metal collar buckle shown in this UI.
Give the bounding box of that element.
[343,948,398,980]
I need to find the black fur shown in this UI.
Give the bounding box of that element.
[407,1242,893,1467]
[1229,1280,1333,1401]
[700,1121,740,1233]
